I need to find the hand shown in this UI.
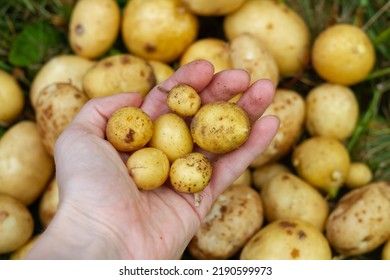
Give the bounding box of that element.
[26,60,279,259]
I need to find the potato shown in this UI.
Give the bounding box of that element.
[305,83,359,140]
[188,184,264,259]
[122,0,198,63]
[30,55,95,108]
[190,101,250,154]
[169,152,212,193]
[149,113,193,162]
[126,147,170,190]
[106,106,154,152]
[179,38,232,73]
[35,83,89,156]
[10,234,41,260]
[345,162,373,189]
[326,181,390,257]
[250,89,305,168]
[182,0,246,16]
[251,162,290,191]
[232,168,251,186]
[167,84,201,117]
[261,172,329,231]
[382,238,390,260]
[69,0,120,59]
[0,69,24,123]
[38,177,59,229]
[0,194,34,254]
[312,23,376,86]
[292,136,351,197]
[229,33,279,86]
[0,121,54,205]
[240,218,332,260]
[83,54,156,99]
[148,60,175,84]
[224,0,311,76]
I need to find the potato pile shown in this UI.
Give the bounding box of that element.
[1,0,389,261]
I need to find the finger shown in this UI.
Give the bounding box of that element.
[199,69,250,104]
[141,60,215,120]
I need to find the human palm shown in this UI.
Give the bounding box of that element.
[27,60,279,259]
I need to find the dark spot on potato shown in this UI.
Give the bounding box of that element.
[121,56,130,64]
[145,43,157,53]
[297,230,306,239]
[104,61,113,68]
[43,105,53,119]
[362,235,373,242]
[291,248,300,259]
[0,211,9,222]
[279,220,297,229]
[75,24,84,35]
[266,23,273,30]
[124,128,135,143]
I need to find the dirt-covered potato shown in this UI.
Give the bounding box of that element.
[312,23,376,86]
[69,0,120,59]
[224,0,311,76]
[35,83,89,156]
[188,184,264,259]
[250,89,305,168]
[122,0,198,63]
[0,69,24,123]
[83,54,156,99]
[191,101,251,154]
[9,234,41,260]
[292,136,351,197]
[167,84,201,117]
[229,33,279,86]
[0,194,34,254]
[305,83,359,140]
[382,238,390,260]
[0,121,54,205]
[182,0,246,16]
[261,172,329,231]
[30,55,95,108]
[345,162,373,189]
[169,152,212,193]
[179,38,232,73]
[240,218,332,260]
[126,147,170,190]
[38,177,59,229]
[106,106,154,152]
[148,60,175,84]
[251,162,290,191]
[326,181,390,257]
[149,113,193,162]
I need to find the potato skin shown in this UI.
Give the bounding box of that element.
[188,184,264,259]
[182,0,246,16]
[252,162,290,191]
[38,178,59,229]
[0,70,24,123]
[191,101,250,154]
[106,107,154,152]
[382,238,390,260]
[167,84,201,117]
[345,162,373,189]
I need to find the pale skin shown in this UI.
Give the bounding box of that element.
[26,60,279,259]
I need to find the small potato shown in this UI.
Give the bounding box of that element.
[35,83,88,156]
[167,84,201,117]
[191,101,250,154]
[0,69,24,123]
[261,172,329,231]
[169,152,212,193]
[326,181,390,257]
[305,83,359,140]
[69,0,121,59]
[148,60,175,84]
[83,54,156,99]
[232,168,251,186]
[345,162,373,189]
[188,184,264,260]
[240,218,332,260]
[251,162,290,191]
[38,178,59,229]
[0,194,34,254]
[182,0,246,16]
[149,113,193,162]
[292,136,351,197]
[382,238,390,260]
[179,38,232,73]
[126,147,170,190]
[10,234,41,260]
[106,106,153,152]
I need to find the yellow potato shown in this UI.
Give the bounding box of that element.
[182,0,247,16]
[126,147,170,190]
[69,0,120,59]
[0,121,54,205]
[169,152,212,193]
[345,162,373,189]
[148,60,175,84]
[83,54,156,99]
[179,38,232,73]
[122,0,198,63]
[190,101,250,154]
[240,218,332,260]
[10,234,41,260]
[251,162,290,191]
[167,84,201,117]
[38,178,59,229]
[232,168,251,186]
[0,194,34,254]
[106,106,154,152]
[0,69,24,123]
[149,113,193,162]
[312,23,376,85]
[382,238,390,260]
[188,184,264,259]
